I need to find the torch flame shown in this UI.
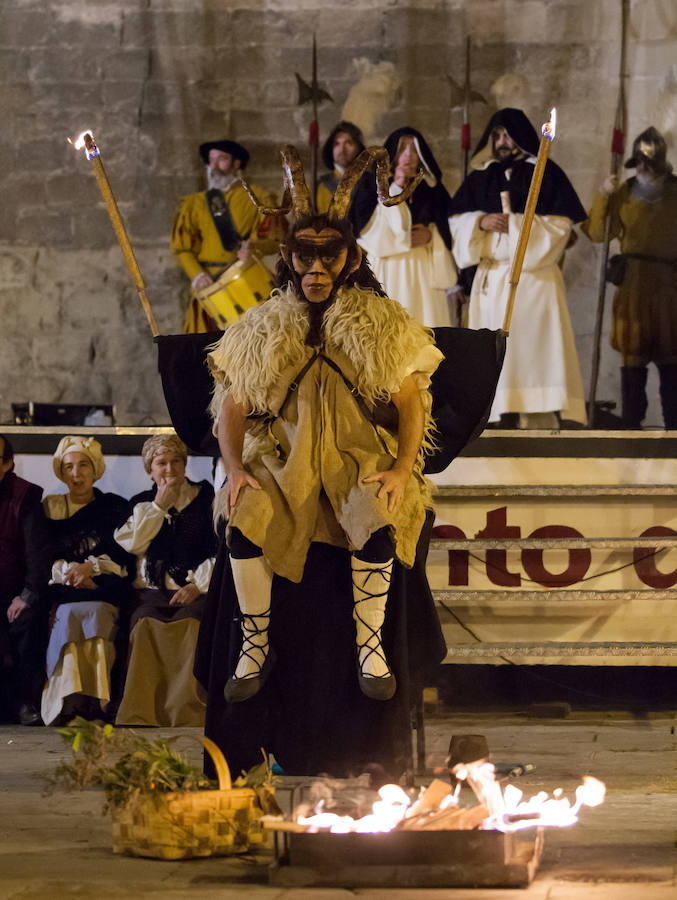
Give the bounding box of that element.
[542,107,557,141]
[68,130,99,160]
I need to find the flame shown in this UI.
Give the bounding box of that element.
[542,107,557,141]
[67,130,99,160]
[294,767,605,835]
[298,783,410,834]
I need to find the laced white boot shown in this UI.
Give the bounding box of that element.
[351,556,396,701]
[225,555,274,703]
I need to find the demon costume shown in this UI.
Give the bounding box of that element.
[351,127,457,327]
[450,108,587,424]
[582,127,677,427]
[171,140,285,333]
[195,147,446,777]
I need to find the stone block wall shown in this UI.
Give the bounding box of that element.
[1,0,675,426]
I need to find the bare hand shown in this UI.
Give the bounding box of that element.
[480,213,509,233]
[155,476,183,511]
[411,224,432,248]
[64,562,98,589]
[193,272,213,293]
[363,465,411,513]
[170,583,201,606]
[237,241,253,262]
[224,467,261,516]
[7,596,28,623]
[602,174,619,196]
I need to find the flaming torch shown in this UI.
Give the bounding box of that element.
[69,131,159,337]
[502,108,556,333]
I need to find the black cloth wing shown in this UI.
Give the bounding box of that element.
[425,327,507,474]
[155,332,221,457]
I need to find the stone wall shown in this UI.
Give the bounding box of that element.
[1,0,675,426]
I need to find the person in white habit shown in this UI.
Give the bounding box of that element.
[350,126,457,328]
[449,108,587,428]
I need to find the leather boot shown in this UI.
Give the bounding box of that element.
[620,366,648,428]
[225,556,274,703]
[351,556,396,701]
[658,365,677,429]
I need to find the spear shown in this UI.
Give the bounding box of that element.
[586,0,628,426]
[462,36,472,177]
[294,34,333,211]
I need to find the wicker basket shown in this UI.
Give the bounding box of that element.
[111,736,268,860]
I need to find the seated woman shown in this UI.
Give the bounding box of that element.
[114,433,216,726]
[41,436,134,726]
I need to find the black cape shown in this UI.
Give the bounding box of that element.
[451,108,586,223]
[350,126,454,249]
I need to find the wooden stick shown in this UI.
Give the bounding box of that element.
[502,111,555,333]
[82,133,159,337]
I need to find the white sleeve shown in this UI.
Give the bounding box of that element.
[357,203,412,258]
[114,501,168,556]
[87,554,127,578]
[449,212,486,268]
[50,560,69,584]
[186,558,215,594]
[508,214,572,269]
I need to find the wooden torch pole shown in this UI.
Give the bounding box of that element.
[78,132,159,338]
[502,109,556,334]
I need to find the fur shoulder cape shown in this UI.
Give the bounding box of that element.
[208,285,441,418]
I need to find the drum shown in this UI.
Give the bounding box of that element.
[195,257,274,327]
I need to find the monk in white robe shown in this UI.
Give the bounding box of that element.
[450,108,587,427]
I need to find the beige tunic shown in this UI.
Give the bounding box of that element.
[209,285,443,583]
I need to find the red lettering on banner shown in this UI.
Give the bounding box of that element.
[476,507,521,587]
[521,525,591,587]
[634,526,677,588]
[433,524,469,584]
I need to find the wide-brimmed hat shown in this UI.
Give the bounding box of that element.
[199,140,250,169]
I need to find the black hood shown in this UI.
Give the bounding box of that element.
[472,108,540,160]
[350,127,453,249]
[384,126,444,182]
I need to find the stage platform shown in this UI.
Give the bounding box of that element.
[6,425,677,666]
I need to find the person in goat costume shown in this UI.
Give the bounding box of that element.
[206,146,443,719]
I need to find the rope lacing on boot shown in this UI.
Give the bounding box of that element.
[234,607,271,680]
[352,562,392,680]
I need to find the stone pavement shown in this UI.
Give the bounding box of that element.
[1,710,676,899]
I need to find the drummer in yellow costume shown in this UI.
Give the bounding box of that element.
[171,140,286,333]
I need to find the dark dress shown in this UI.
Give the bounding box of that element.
[41,490,134,724]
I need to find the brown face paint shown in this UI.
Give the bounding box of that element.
[289,227,350,303]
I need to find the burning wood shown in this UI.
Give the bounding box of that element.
[264,765,605,837]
